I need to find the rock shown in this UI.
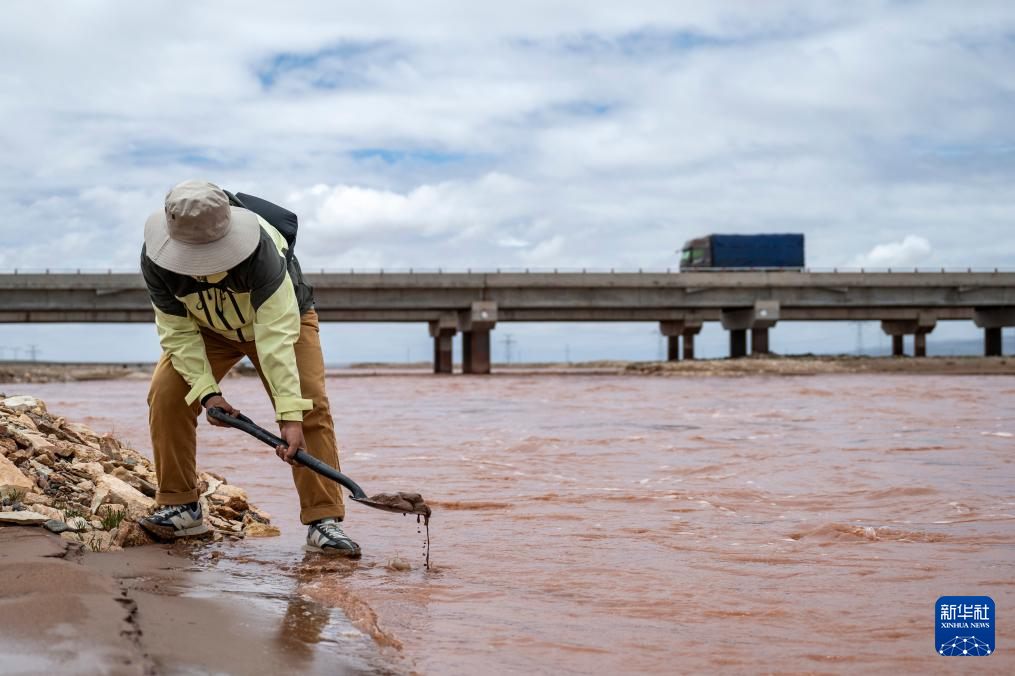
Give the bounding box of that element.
[0,510,49,525]
[66,516,91,532]
[43,519,72,534]
[200,476,223,497]
[98,434,122,458]
[96,475,154,519]
[211,484,248,512]
[84,530,114,552]
[64,422,98,440]
[14,413,38,430]
[12,430,58,454]
[0,436,17,455]
[97,503,126,520]
[69,461,105,481]
[51,441,77,458]
[1,395,273,549]
[243,522,280,538]
[212,505,241,521]
[114,521,155,547]
[245,505,272,524]
[1,395,45,412]
[89,483,110,514]
[0,455,34,494]
[28,504,63,521]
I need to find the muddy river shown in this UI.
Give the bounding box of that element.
[8,373,1014,673]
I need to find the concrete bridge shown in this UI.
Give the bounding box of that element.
[1,270,1013,373]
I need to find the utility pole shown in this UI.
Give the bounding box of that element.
[501,334,516,364]
[564,343,571,364]
[27,344,39,362]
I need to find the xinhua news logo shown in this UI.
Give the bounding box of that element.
[936,596,994,656]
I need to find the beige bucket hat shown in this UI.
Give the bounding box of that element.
[144,180,261,276]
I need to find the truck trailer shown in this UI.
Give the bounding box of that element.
[679,234,805,271]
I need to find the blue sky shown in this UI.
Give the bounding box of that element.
[0,1,1013,362]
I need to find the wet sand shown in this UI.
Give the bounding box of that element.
[0,528,382,675]
[2,373,1013,673]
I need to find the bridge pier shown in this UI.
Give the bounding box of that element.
[974,307,1015,357]
[881,315,936,357]
[721,301,779,358]
[429,313,458,373]
[682,324,702,360]
[751,327,770,355]
[659,319,703,361]
[459,301,497,374]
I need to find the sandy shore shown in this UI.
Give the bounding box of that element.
[3,355,1012,385]
[0,527,381,675]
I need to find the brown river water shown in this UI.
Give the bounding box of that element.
[7,373,1015,673]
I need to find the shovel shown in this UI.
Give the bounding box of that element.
[207,407,430,520]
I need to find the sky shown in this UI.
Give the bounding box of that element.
[1,1,1013,363]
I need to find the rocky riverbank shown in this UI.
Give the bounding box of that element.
[0,394,279,549]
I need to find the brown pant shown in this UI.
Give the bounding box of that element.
[147,309,344,524]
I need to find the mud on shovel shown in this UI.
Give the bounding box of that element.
[207,407,430,520]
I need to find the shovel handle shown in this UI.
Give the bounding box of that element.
[207,407,368,500]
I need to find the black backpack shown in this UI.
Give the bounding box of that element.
[225,191,298,257]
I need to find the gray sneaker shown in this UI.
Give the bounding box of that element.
[307,518,361,558]
[139,502,209,539]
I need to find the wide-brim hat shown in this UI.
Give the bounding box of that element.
[144,180,261,276]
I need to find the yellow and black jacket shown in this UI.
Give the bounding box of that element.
[141,215,315,421]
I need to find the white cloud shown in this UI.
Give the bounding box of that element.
[851,235,932,269]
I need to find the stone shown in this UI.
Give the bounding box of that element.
[0,455,34,494]
[43,519,72,534]
[28,504,63,521]
[64,422,98,440]
[1,396,45,412]
[211,484,248,512]
[60,531,85,543]
[66,516,91,532]
[75,479,95,492]
[12,430,58,454]
[21,492,49,506]
[13,413,37,430]
[29,459,53,476]
[52,441,77,458]
[84,530,114,552]
[0,437,17,455]
[69,462,105,481]
[114,521,155,548]
[243,521,281,538]
[97,503,126,520]
[98,434,122,458]
[96,475,154,519]
[0,510,48,525]
[89,484,110,514]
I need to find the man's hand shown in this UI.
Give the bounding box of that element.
[204,395,239,427]
[276,421,305,465]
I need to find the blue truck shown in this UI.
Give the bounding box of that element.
[679,234,805,271]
